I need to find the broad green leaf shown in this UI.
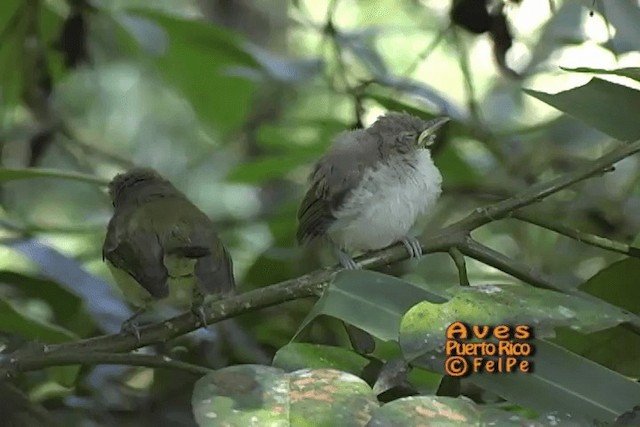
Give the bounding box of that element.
[552,326,640,378]
[561,67,640,83]
[0,271,92,337]
[273,343,370,376]
[580,258,640,314]
[193,365,289,427]
[300,271,640,422]
[0,296,80,386]
[549,259,640,378]
[524,79,640,141]
[294,270,446,343]
[0,296,77,343]
[368,396,588,427]
[192,365,378,427]
[0,168,107,185]
[399,284,632,358]
[121,10,257,135]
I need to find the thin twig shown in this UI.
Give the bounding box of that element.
[402,26,448,77]
[512,210,640,258]
[448,247,470,286]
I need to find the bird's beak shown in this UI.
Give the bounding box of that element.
[417,116,450,147]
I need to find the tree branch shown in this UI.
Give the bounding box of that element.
[2,139,640,377]
[512,210,640,258]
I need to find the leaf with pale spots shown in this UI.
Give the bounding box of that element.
[192,365,378,427]
[399,284,632,360]
[367,396,589,427]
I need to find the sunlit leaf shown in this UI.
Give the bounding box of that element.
[399,284,632,359]
[368,396,588,427]
[524,79,640,141]
[119,9,258,135]
[192,366,378,426]
[0,296,76,343]
[561,67,640,83]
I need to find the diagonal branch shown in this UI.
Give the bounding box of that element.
[2,139,640,376]
[512,210,640,258]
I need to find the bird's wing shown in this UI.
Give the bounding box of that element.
[161,206,235,296]
[194,240,235,295]
[296,129,381,244]
[103,214,169,299]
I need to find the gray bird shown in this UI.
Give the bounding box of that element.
[297,112,449,269]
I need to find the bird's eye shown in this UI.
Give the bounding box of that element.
[398,131,417,144]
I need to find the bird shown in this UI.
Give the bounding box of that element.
[102,167,235,337]
[297,112,449,269]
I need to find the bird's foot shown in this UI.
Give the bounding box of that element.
[400,236,423,259]
[334,249,359,270]
[191,304,208,329]
[120,319,142,343]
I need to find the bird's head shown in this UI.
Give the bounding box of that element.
[371,112,450,154]
[108,167,175,208]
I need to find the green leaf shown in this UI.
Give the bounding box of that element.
[294,270,446,343]
[0,296,77,343]
[580,258,640,314]
[0,168,107,185]
[0,271,92,337]
[299,271,640,422]
[552,326,640,378]
[273,343,370,376]
[368,396,588,427]
[119,10,258,135]
[561,67,640,83]
[399,284,632,359]
[524,79,640,141]
[192,365,378,427]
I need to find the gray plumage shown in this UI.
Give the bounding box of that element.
[297,112,448,265]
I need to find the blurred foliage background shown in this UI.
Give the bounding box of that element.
[1,0,640,425]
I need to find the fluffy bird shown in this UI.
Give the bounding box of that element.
[297,112,448,268]
[103,168,235,335]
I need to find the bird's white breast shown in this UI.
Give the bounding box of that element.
[329,150,441,251]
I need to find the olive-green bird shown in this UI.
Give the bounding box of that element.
[103,168,235,335]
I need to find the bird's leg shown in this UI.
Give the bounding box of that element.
[331,243,359,270]
[121,307,145,342]
[400,236,423,259]
[190,288,208,329]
